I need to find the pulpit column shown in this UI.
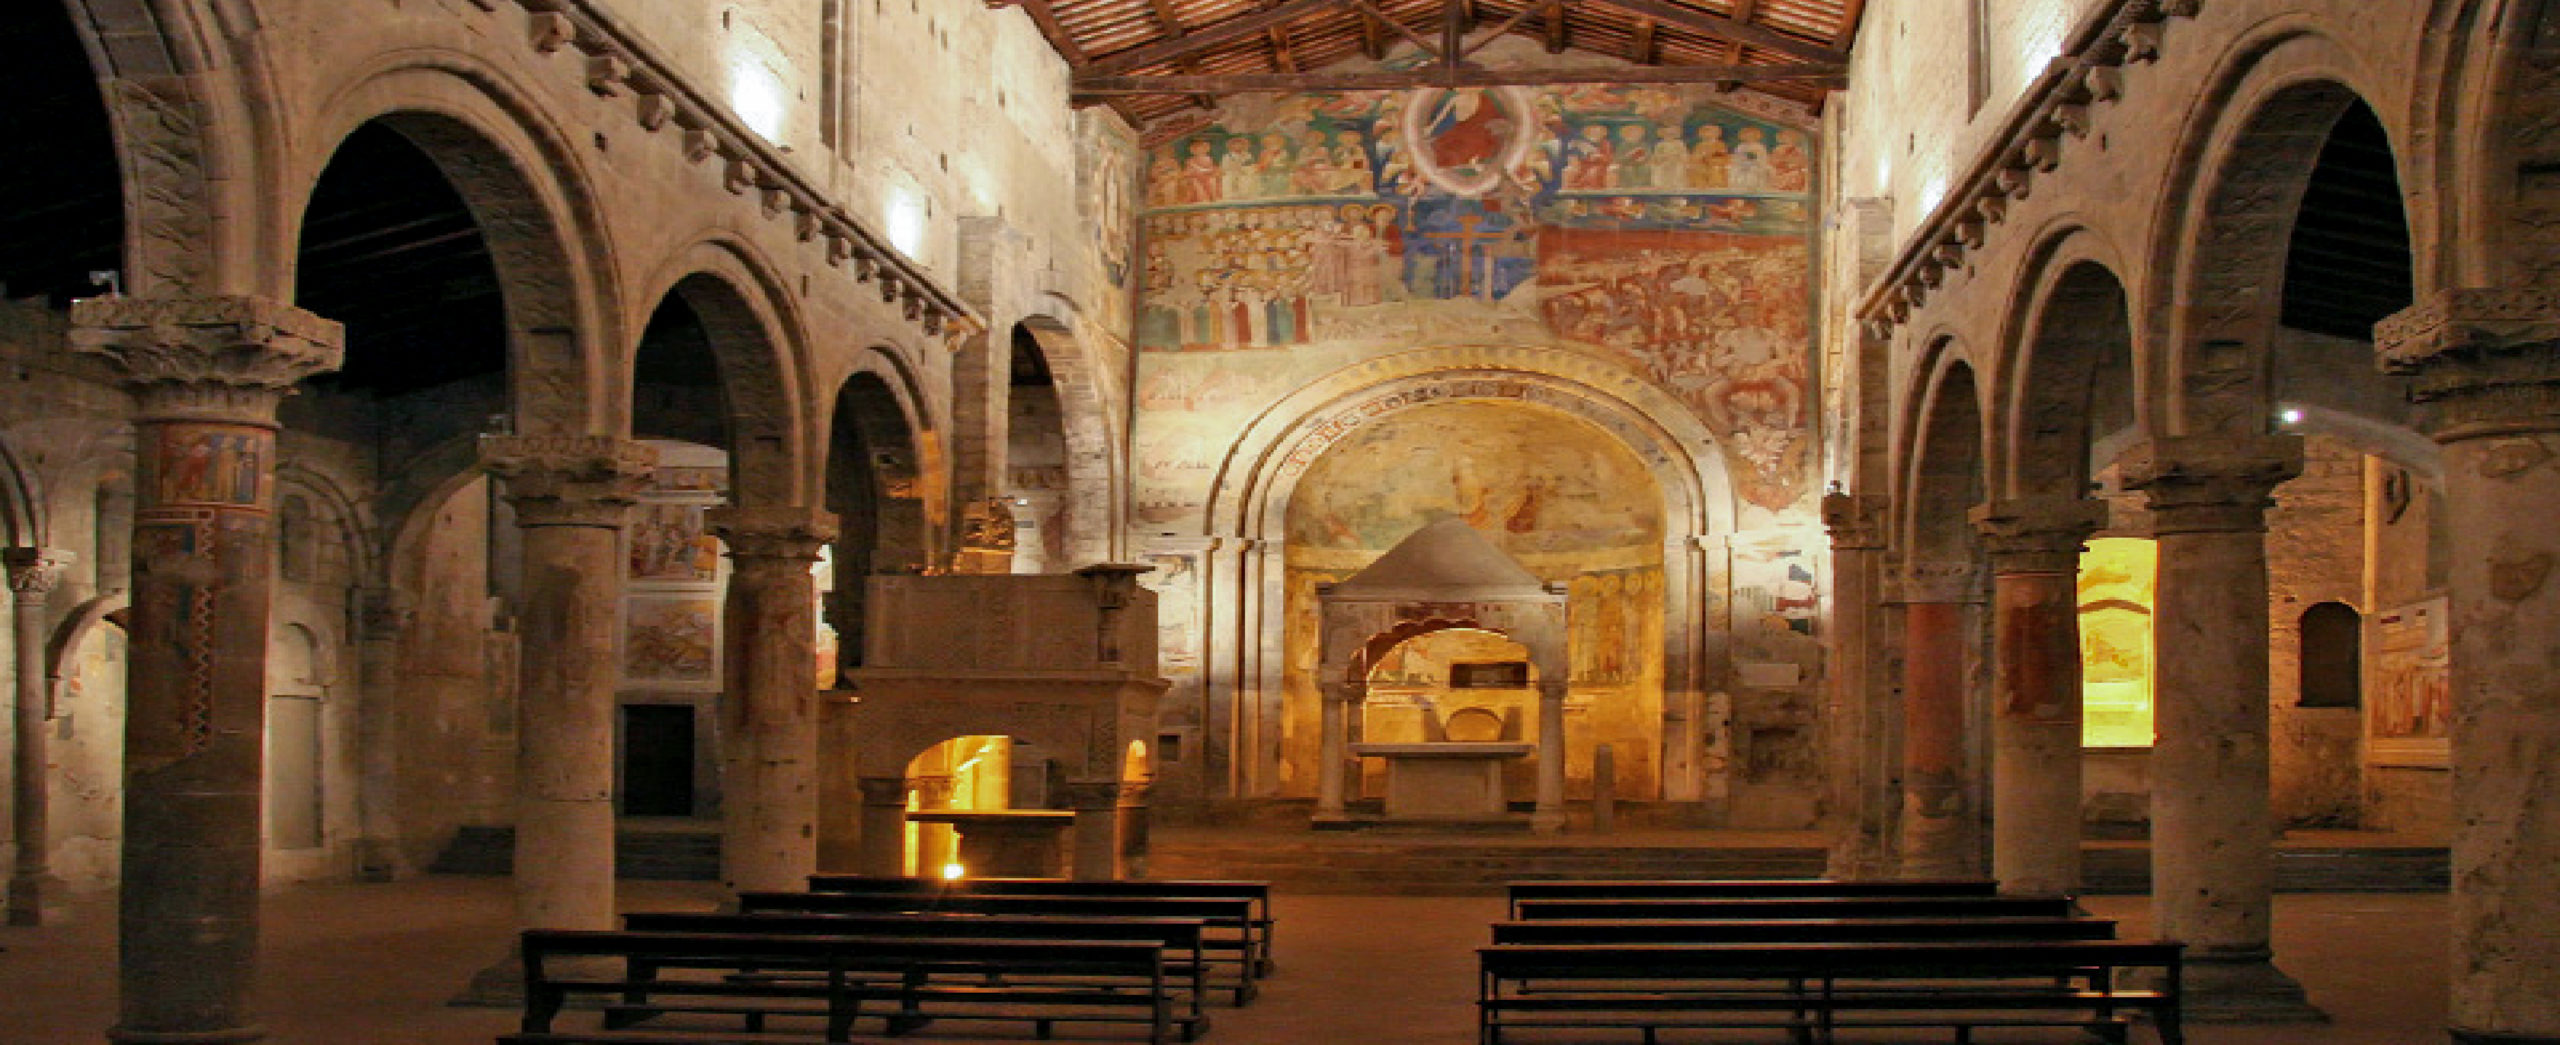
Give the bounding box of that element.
[2378,290,2560,1042]
[2121,435,2320,1021]
[5,548,72,925]
[1532,679,1568,834]
[706,507,834,894]
[1064,781,1125,881]
[855,776,910,876]
[71,295,343,1045]
[1894,560,1982,878]
[1972,497,2106,896]
[481,435,654,934]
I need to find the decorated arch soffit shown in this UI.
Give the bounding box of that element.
[1207,345,1735,543]
[1137,74,1819,521]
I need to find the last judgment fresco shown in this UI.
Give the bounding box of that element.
[1133,70,1817,518]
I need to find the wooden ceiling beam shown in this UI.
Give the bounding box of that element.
[988,0,1090,65]
[1585,0,1846,63]
[1361,9,1387,59]
[1463,0,1546,58]
[1725,0,1761,62]
[1082,0,1340,76]
[1073,60,1848,96]
[1544,0,1567,53]
[1834,0,1872,49]
[1631,18,1656,64]
[1348,0,1443,59]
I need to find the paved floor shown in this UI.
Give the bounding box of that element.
[0,877,2448,1044]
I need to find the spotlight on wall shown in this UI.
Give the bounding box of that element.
[87,270,122,297]
[2278,408,2304,427]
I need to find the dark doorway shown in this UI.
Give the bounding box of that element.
[621,704,698,816]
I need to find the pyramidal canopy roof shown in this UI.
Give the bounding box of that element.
[1329,516,1555,601]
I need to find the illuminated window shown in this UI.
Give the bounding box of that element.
[2079,537,2156,747]
[729,62,787,143]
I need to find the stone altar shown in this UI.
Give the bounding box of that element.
[1349,741,1534,821]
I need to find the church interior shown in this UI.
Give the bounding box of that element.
[0,0,2553,1042]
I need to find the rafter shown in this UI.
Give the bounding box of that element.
[1348,0,1443,59]
[989,0,1090,65]
[1073,60,1848,97]
[1463,0,1546,59]
[1081,0,1340,77]
[1544,0,1567,53]
[1725,0,1761,62]
[1585,0,1846,64]
[1361,9,1387,59]
[1631,18,1656,64]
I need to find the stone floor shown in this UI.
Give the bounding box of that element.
[0,874,2448,1044]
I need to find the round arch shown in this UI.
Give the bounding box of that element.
[0,432,45,548]
[2141,29,2405,437]
[1016,305,1124,567]
[1991,229,2141,501]
[56,0,234,296]
[630,237,817,510]
[285,55,620,435]
[1896,337,1989,559]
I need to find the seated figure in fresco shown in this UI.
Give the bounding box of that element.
[1650,124,1689,190]
[1563,124,1613,189]
[1688,124,1731,189]
[1259,133,1295,197]
[1768,129,1812,192]
[1729,126,1771,189]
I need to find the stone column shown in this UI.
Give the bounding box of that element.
[1313,678,1358,820]
[705,507,835,895]
[70,295,343,1044]
[1064,780,1124,881]
[5,548,72,925]
[1971,497,2106,896]
[349,587,407,881]
[1820,494,1894,879]
[1532,679,1569,834]
[814,691,862,871]
[1894,561,1982,879]
[481,436,653,935]
[2120,435,2321,1022]
[2378,290,2560,1042]
[855,775,909,876]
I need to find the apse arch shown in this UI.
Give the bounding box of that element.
[288,55,620,434]
[629,239,816,510]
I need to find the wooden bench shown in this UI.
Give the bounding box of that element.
[807,874,1277,976]
[501,929,1180,1045]
[618,910,1215,1032]
[1478,939,2184,1045]
[1510,894,2079,922]
[1490,915,2120,946]
[1504,878,1997,918]
[740,890,1265,1003]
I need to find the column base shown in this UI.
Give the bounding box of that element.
[2451,1032,2560,1044]
[105,1026,268,1044]
[2178,955,2328,1024]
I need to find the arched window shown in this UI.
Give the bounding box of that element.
[2299,601,2363,709]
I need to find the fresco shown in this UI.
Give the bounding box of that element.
[623,596,718,683]
[1134,66,1817,518]
[2372,597,2450,741]
[2078,538,2158,748]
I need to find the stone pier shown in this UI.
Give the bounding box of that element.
[1894,561,1981,879]
[481,436,653,934]
[706,506,835,895]
[5,547,71,925]
[2121,435,2322,1023]
[1821,493,1896,879]
[2379,290,2560,1042]
[71,295,343,1044]
[1972,497,2105,896]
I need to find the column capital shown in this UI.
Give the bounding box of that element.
[1891,560,1985,604]
[3,548,75,601]
[2376,287,2560,441]
[480,435,655,529]
[2117,434,2303,535]
[69,295,344,424]
[1970,497,2107,574]
[706,506,837,562]
[1822,492,1891,551]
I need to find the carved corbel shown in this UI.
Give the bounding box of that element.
[1996,167,2033,200]
[585,54,629,96]
[794,207,823,242]
[2023,137,2063,172]
[723,157,757,195]
[2052,103,2092,139]
[1954,219,1985,250]
[2085,66,2124,103]
[529,12,577,53]
[2122,21,2165,62]
[636,92,677,131]
[1972,193,2006,226]
[826,232,855,267]
[682,127,718,163]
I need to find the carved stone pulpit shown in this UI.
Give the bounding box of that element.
[843,564,1165,879]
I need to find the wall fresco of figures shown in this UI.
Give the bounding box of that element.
[1132,63,1819,524]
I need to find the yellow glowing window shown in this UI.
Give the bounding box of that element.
[2079,537,2156,748]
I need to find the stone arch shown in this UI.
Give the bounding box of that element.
[1899,338,1988,558]
[2421,0,2560,288]
[631,240,815,509]
[1017,310,1122,567]
[56,0,231,295]
[2143,30,2404,437]
[1992,231,2140,501]
[289,56,619,434]
[1206,345,1734,540]
[0,432,44,548]
[273,462,379,588]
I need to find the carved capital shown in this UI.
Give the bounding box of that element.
[3,548,75,601]
[69,295,345,424]
[705,505,836,562]
[1822,492,1891,551]
[1969,497,2107,574]
[480,435,655,529]
[958,497,1017,553]
[2377,288,2560,441]
[2117,434,2303,534]
[1892,560,1985,604]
